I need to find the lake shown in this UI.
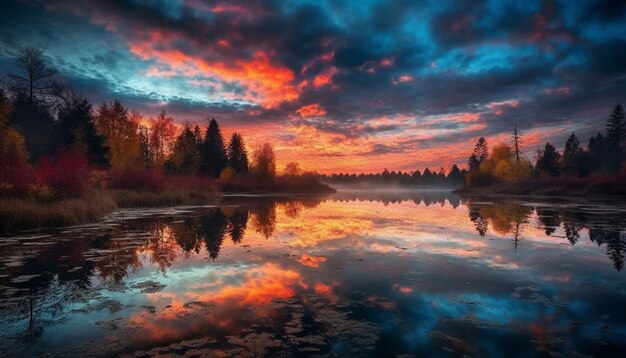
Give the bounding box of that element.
[1,191,626,357]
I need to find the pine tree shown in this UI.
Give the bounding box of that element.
[606,104,625,171]
[201,118,227,177]
[57,91,110,167]
[536,142,561,177]
[227,132,249,175]
[469,137,488,170]
[562,133,580,176]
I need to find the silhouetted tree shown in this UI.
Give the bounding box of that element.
[512,122,521,162]
[468,137,488,171]
[447,164,464,186]
[202,118,227,177]
[562,133,581,176]
[9,46,62,108]
[57,91,109,167]
[169,123,202,174]
[588,132,607,173]
[606,104,625,171]
[227,132,248,175]
[536,142,561,177]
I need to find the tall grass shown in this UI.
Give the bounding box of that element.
[0,191,117,232]
[0,188,220,234]
[109,189,219,208]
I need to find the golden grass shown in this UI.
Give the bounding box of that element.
[0,188,220,234]
[0,191,117,232]
[109,189,219,208]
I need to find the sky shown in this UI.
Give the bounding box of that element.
[1,0,625,173]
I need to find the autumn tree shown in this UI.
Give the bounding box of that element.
[94,100,141,169]
[606,104,625,171]
[0,89,28,165]
[139,125,153,167]
[227,132,249,176]
[202,118,227,177]
[169,123,202,174]
[149,110,177,167]
[57,90,109,166]
[252,143,276,181]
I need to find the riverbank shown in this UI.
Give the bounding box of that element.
[454,174,626,198]
[0,179,336,234]
[0,188,219,233]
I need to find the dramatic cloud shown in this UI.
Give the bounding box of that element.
[1,0,625,172]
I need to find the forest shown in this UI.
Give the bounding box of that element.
[0,47,332,232]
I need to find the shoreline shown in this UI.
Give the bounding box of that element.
[0,182,336,235]
[454,176,626,199]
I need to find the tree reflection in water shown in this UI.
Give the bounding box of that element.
[466,198,626,271]
[1,193,625,350]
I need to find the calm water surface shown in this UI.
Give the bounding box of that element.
[1,191,626,357]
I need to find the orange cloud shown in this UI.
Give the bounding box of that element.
[128,32,300,108]
[313,66,338,88]
[296,104,327,118]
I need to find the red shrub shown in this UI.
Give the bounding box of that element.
[109,168,167,191]
[168,175,217,191]
[0,160,37,195]
[37,150,91,197]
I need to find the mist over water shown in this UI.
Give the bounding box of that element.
[1,193,625,356]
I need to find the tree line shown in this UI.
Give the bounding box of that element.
[0,46,280,197]
[322,165,466,188]
[465,104,626,187]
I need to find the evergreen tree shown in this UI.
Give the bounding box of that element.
[227,132,249,175]
[57,91,110,166]
[447,164,464,186]
[201,118,227,177]
[562,133,580,176]
[536,142,561,177]
[469,137,488,171]
[606,104,625,171]
[588,132,607,173]
[170,123,202,174]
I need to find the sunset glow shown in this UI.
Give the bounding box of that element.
[1,0,623,173]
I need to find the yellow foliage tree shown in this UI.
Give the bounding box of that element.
[479,143,532,183]
[0,90,29,164]
[94,100,141,169]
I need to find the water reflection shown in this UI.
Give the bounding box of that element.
[1,193,626,356]
[466,198,626,271]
